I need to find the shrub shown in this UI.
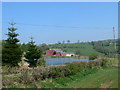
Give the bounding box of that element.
[2,66,20,75]
[101,59,108,67]
[49,67,62,78]
[87,60,101,69]
[65,63,78,74]
[2,78,17,88]
[89,53,99,60]
[63,66,71,76]
[77,62,87,71]
[37,59,46,66]
[32,68,43,81]
[20,70,33,84]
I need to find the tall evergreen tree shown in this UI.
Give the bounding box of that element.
[25,37,41,67]
[2,22,22,66]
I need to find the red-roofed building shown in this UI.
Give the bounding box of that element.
[45,49,75,56]
[56,52,61,56]
[46,50,56,55]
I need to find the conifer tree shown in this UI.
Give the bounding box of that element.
[25,37,41,67]
[2,22,22,66]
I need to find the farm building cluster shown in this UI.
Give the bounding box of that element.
[46,49,75,56]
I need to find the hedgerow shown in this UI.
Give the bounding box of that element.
[3,58,110,87]
[29,59,109,81]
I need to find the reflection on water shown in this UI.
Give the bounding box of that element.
[45,58,89,65]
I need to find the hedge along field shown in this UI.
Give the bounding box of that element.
[2,58,118,88]
[41,67,118,88]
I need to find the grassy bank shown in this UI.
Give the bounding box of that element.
[2,66,118,88]
[41,67,118,88]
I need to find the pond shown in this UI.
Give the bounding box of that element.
[45,58,89,65]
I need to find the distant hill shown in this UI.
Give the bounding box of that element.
[47,39,118,56]
[48,43,101,56]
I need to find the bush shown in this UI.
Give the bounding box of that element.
[101,59,108,67]
[20,70,33,84]
[2,66,20,75]
[37,58,46,66]
[64,62,87,75]
[89,53,99,60]
[32,68,43,81]
[48,67,63,78]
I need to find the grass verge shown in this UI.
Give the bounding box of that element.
[41,67,118,88]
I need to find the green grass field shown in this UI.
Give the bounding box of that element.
[41,67,118,88]
[49,43,102,56]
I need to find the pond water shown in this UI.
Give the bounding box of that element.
[45,58,89,65]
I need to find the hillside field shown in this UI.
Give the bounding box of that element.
[49,43,101,56]
[48,39,118,56]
